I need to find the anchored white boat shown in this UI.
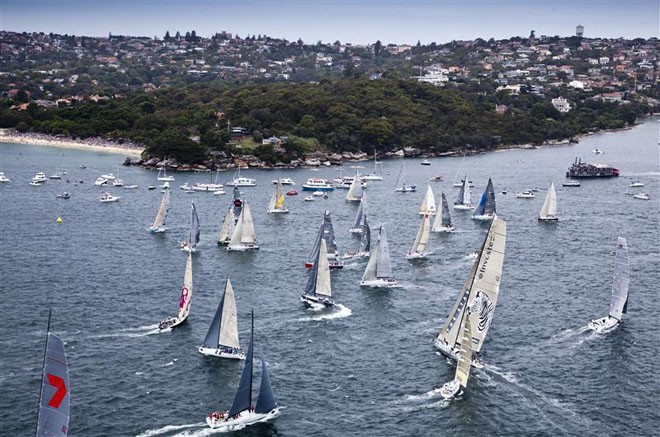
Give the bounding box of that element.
[538,182,558,221]
[562,179,581,187]
[227,201,259,251]
[149,190,170,233]
[192,171,224,192]
[157,166,175,181]
[629,181,645,188]
[302,178,334,191]
[99,192,120,203]
[394,161,416,192]
[36,310,70,437]
[267,179,289,213]
[180,202,200,252]
[419,185,437,216]
[226,168,256,187]
[633,192,650,200]
[406,214,431,260]
[158,252,193,330]
[432,192,455,232]
[272,177,295,185]
[472,178,496,221]
[301,230,335,307]
[361,152,383,181]
[516,190,535,198]
[94,177,108,186]
[206,312,282,430]
[440,314,474,400]
[0,172,10,182]
[588,237,630,333]
[199,279,245,359]
[453,177,474,210]
[360,225,397,287]
[100,173,116,180]
[434,217,507,368]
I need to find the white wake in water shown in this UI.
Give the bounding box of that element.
[88,324,163,339]
[404,387,444,402]
[135,422,205,437]
[299,304,352,321]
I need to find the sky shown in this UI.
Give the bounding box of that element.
[1,0,658,45]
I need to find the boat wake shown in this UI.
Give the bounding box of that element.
[299,304,352,321]
[87,324,163,339]
[404,387,444,402]
[135,422,205,437]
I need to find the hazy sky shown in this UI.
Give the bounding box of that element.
[1,0,658,45]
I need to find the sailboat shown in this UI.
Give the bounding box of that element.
[218,187,242,245]
[394,161,416,192]
[227,201,259,251]
[306,210,342,269]
[267,179,289,213]
[301,228,335,307]
[434,217,507,368]
[432,192,455,232]
[159,252,193,330]
[199,279,245,359]
[345,170,364,202]
[362,151,383,181]
[343,214,371,260]
[180,202,200,252]
[149,190,170,233]
[588,237,630,333]
[440,313,473,400]
[538,182,559,221]
[453,177,474,210]
[406,214,431,259]
[206,311,282,430]
[472,178,496,221]
[360,225,397,287]
[419,185,437,215]
[36,310,70,437]
[349,192,368,234]
[157,164,175,182]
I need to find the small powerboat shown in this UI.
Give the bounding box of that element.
[633,192,650,200]
[56,192,71,199]
[286,189,298,196]
[629,181,645,188]
[516,190,535,198]
[100,192,120,203]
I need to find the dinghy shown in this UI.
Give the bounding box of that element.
[419,185,437,215]
[588,237,630,333]
[267,179,289,213]
[360,225,397,287]
[159,252,193,330]
[206,312,282,430]
[432,192,455,232]
[227,201,259,251]
[301,228,335,307]
[434,217,507,368]
[440,314,473,400]
[199,279,245,359]
[471,178,496,221]
[36,310,70,437]
[180,202,200,252]
[453,177,474,210]
[538,182,559,221]
[149,190,170,233]
[406,214,431,260]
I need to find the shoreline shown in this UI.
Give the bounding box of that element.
[0,131,144,157]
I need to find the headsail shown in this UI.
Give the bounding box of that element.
[304,225,332,298]
[346,171,363,202]
[202,279,240,349]
[419,185,437,215]
[37,311,70,437]
[217,207,235,244]
[409,214,431,256]
[268,179,287,212]
[188,202,200,249]
[473,178,495,217]
[432,192,453,231]
[254,351,278,414]
[609,237,630,320]
[151,190,170,230]
[176,253,193,322]
[228,312,254,417]
[375,226,394,279]
[539,182,558,220]
[455,314,473,388]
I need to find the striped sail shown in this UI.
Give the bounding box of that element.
[455,315,473,388]
[609,237,630,321]
[37,328,70,437]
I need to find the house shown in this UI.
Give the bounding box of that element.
[551,97,571,112]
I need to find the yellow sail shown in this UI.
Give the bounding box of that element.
[276,193,285,208]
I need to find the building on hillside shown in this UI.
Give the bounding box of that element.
[551,97,571,113]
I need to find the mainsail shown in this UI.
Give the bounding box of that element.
[177,253,193,322]
[346,171,363,202]
[436,218,507,353]
[409,214,431,256]
[455,314,473,388]
[37,311,70,437]
[432,192,453,231]
[455,176,472,206]
[419,185,437,215]
[187,202,200,250]
[304,229,333,298]
[229,201,257,248]
[609,237,630,321]
[267,179,287,212]
[473,178,496,218]
[322,210,338,255]
[151,190,170,231]
[351,193,368,231]
[539,182,558,220]
[361,215,371,253]
[217,207,235,245]
[202,279,240,350]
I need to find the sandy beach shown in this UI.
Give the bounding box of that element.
[0,130,144,157]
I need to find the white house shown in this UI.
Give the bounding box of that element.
[551,97,571,113]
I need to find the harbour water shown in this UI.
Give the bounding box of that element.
[0,117,658,436]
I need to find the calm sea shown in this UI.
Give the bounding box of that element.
[1,117,659,436]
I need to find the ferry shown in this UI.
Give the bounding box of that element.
[301,178,334,191]
[566,157,619,178]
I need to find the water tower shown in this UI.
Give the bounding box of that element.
[576,24,584,37]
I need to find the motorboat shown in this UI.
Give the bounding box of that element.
[160,181,170,189]
[94,177,108,186]
[29,180,43,187]
[123,184,139,189]
[516,190,535,198]
[286,189,298,196]
[420,159,431,165]
[32,172,47,183]
[302,178,334,191]
[112,178,124,187]
[633,192,650,200]
[213,190,226,195]
[629,181,645,188]
[49,172,63,180]
[147,185,157,190]
[80,164,86,169]
[180,183,194,190]
[100,192,120,202]
[429,175,444,181]
[592,148,604,154]
[100,173,116,180]
[304,196,315,202]
[272,178,295,185]
[0,172,10,182]
[192,182,224,192]
[312,190,325,196]
[56,192,71,199]
[336,176,367,189]
[562,179,581,187]
[226,176,256,187]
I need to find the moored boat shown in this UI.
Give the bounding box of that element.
[99,192,120,202]
[302,178,334,191]
[566,157,619,178]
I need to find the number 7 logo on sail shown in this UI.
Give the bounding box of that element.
[47,373,67,408]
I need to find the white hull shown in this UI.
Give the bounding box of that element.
[432,225,455,233]
[440,379,461,399]
[301,294,335,307]
[198,346,245,360]
[434,337,484,369]
[471,214,495,221]
[362,174,382,181]
[158,316,186,330]
[360,278,397,288]
[340,251,369,260]
[588,316,619,333]
[538,216,559,221]
[149,226,166,233]
[180,243,197,253]
[395,187,416,192]
[406,252,428,260]
[348,227,364,234]
[267,208,289,214]
[206,408,282,430]
[453,204,474,210]
[227,244,259,251]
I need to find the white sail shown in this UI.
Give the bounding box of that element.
[539,182,558,220]
[455,314,473,388]
[345,171,363,202]
[228,201,258,249]
[267,179,287,213]
[219,279,240,349]
[151,190,170,231]
[419,185,437,215]
[408,214,431,256]
[361,239,379,282]
[436,218,507,353]
[177,253,193,322]
[609,237,630,321]
[432,192,453,231]
[315,239,332,297]
[218,207,235,244]
[462,178,472,205]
